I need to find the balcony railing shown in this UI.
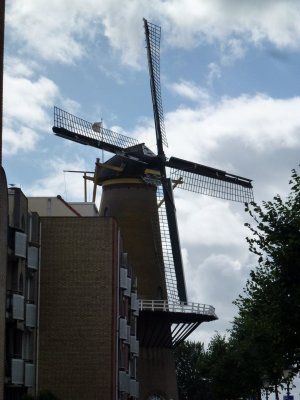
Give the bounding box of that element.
[139,299,217,317]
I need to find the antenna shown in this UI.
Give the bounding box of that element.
[92,118,104,163]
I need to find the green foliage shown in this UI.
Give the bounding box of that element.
[229,168,300,394]
[206,334,241,400]
[239,169,300,370]
[175,340,210,400]
[175,335,255,400]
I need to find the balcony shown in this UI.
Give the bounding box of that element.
[120,267,128,290]
[124,277,131,297]
[10,293,25,321]
[27,246,39,270]
[139,299,217,316]
[119,370,130,393]
[131,293,138,312]
[11,358,24,385]
[14,231,27,258]
[25,303,36,328]
[24,363,35,387]
[138,300,218,348]
[129,379,139,398]
[119,318,128,340]
[130,336,139,356]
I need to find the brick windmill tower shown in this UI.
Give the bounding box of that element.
[52,19,253,400]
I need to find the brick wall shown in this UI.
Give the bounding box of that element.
[38,217,118,400]
[100,182,179,400]
[100,183,167,301]
[138,347,178,400]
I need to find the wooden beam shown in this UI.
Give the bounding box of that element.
[157,177,183,208]
[95,161,125,173]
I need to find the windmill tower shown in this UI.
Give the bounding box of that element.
[52,19,253,400]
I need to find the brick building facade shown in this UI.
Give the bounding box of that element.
[38,217,119,399]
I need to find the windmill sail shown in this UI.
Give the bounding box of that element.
[144,19,187,303]
[168,156,253,203]
[156,185,180,303]
[53,106,139,154]
[160,179,187,303]
[144,18,168,154]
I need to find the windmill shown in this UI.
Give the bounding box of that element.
[52,19,253,400]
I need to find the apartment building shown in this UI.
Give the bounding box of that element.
[4,188,40,400]
[36,216,139,399]
[1,192,139,400]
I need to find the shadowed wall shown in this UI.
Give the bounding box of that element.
[38,217,118,400]
[100,180,178,400]
[0,167,7,400]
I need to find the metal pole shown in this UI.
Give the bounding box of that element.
[84,172,87,202]
[92,158,100,203]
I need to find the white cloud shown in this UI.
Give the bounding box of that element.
[163,94,300,165]
[6,0,300,68]
[162,0,300,49]
[3,66,59,154]
[207,62,222,85]
[183,246,249,345]
[221,38,247,66]
[3,57,80,156]
[4,73,58,130]
[6,0,146,67]
[6,0,97,64]
[168,80,210,103]
[3,126,38,156]
[176,195,246,247]
[24,157,93,201]
[181,246,253,345]
[5,56,37,78]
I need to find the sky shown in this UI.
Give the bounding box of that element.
[3,1,300,396]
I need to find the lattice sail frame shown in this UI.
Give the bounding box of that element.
[144,20,168,148]
[170,168,254,203]
[54,106,139,150]
[156,185,180,303]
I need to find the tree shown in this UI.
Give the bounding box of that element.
[206,333,244,400]
[175,340,211,400]
[230,168,300,396]
[175,335,249,400]
[244,168,300,368]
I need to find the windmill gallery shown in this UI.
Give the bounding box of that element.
[0,19,253,400]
